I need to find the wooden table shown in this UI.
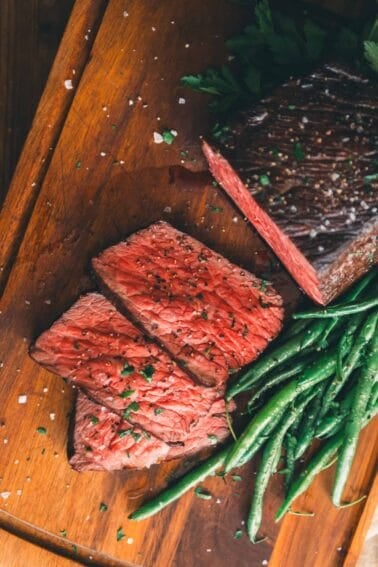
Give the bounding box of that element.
[0,1,376,565]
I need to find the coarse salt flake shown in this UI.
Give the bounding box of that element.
[100,152,106,157]
[153,132,163,144]
[64,80,73,90]
[18,395,27,404]
[178,97,186,104]
[0,492,11,500]
[127,537,134,545]
[49,413,56,421]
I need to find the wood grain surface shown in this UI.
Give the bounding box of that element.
[0,1,376,566]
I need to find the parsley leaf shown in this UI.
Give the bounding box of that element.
[123,402,140,419]
[364,41,378,73]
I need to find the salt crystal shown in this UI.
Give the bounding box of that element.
[3,439,8,444]
[123,11,128,17]
[18,395,27,404]
[171,130,178,137]
[64,80,73,90]
[100,151,106,157]
[330,173,340,182]
[309,229,317,238]
[16,489,22,496]
[185,43,190,48]
[0,492,11,500]
[178,97,186,104]
[262,561,268,566]
[43,387,48,393]
[129,99,134,106]
[163,206,172,213]
[302,116,309,123]
[151,27,156,32]
[49,413,56,421]
[206,549,212,553]
[127,537,134,545]
[153,132,163,144]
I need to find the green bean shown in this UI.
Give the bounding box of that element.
[336,312,365,379]
[226,320,328,400]
[225,352,337,472]
[246,354,317,412]
[332,327,378,507]
[284,433,297,490]
[247,393,316,541]
[315,387,356,439]
[277,319,311,342]
[293,297,378,320]
[294,382,327,460]
[129,445,229,520]
[277,406,377,521]
[275,432,342,521]
[318,312,377,422]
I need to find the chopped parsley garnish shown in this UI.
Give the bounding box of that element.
[294,141,305,161]
[118,429,132,438]
[116,527,125,541]
[259,174,270,186]
[72,545,78,553]
[140,364,155,382]
[59,529,67,538]
[121,362,135,376]
[36,427,47,435]
[194,487,212,500]
[131,431,142,442]
[201,310,208,320]
[154,408,164,415]
[196,292,204,300]
[260,279,268,292]
[123,402,140,419]
[181,0,378,132]
[234,529,243,540]
[99,502,108,512]
[259,296,270,308]
[89,415,99,425]
[207,434,218,444]
[119,388,135,398]
[162,129,176,145]
[73,340,80,350]
[206,204,223,213]
[75,160,81,169]
[232,474,243,482]
[85,446,93,452]
[364,173,378,185]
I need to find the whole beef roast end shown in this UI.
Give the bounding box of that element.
[203,64,378,305]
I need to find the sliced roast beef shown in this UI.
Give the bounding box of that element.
[203,64,378,305]
[69,390,170,471]
[70,391,231,471]
[92,221,284,388]
[31,293,224,445]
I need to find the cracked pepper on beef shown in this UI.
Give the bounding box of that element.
[31,293,227,445]
[31,224,284,470]
[203,64,378,305]
[92,221,284,389]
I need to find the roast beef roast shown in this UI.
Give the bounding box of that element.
[70,391,231,471]
[93,221,284,389]
[31,293,227,445]
[70,391,170,471]
[203,64,378,305]
[32,224,284,471]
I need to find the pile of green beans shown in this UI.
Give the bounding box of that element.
[129,268,378,543]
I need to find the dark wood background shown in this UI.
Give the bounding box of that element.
[0,0,375,207]
[0,0,75,206]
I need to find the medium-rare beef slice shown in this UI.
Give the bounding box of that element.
[92,221,284,388]
[31,293,222,444]
[70,390,170,471]
[203,64,377,305]
[71,392,232,471]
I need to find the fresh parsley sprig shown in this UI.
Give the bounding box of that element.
[181,0,377,122]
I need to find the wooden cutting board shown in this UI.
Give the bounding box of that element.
[0,1,376,565]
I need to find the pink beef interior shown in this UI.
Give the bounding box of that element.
[202,142,324,304]
[71,390,232,471]
[31,293,226,445]
[92,221,284,388]
[70,391,170,471]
